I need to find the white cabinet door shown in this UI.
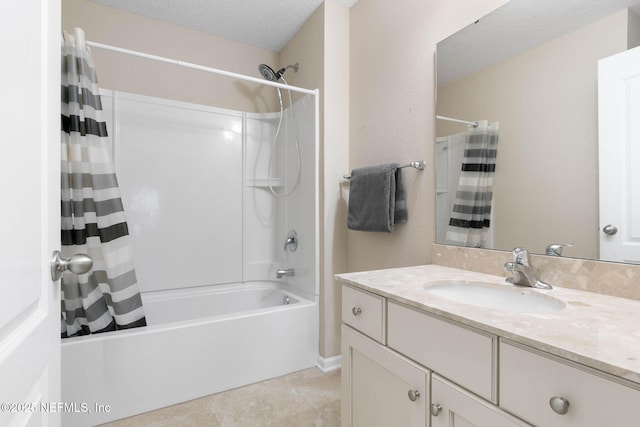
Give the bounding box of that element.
[598,46,640,263]
[342,325,429,427]
[431,375,531,427]
[0,0,61,426]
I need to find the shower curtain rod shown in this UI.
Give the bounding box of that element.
[73,29,316,96]
[436,115,479,128]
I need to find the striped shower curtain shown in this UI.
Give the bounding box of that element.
[61,31,146,337]
[446,120,499,248]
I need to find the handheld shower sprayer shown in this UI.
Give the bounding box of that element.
[256,62,302,198]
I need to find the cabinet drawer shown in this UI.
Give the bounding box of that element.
[500,341,640,427]
[342,285,386,344]
[387,301,496,402]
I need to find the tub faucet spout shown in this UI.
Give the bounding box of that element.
[504,247,552,289]
[276,268,295,279]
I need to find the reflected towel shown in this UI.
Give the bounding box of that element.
[347,163,408,232]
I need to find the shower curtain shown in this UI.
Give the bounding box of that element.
[446,120,499,248]
[60,31,146,337]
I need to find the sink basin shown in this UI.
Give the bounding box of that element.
[424,280,565,313]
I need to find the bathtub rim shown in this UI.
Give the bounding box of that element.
[141,279,312,302]
[61,280,316,346]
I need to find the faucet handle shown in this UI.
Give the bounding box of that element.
[545,243,573,257]
[283,230,298,252]
[504,262,515,284]
[512,247,531,265]
[504,261,524,285]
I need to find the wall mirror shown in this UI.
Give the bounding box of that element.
[435,0,640,263]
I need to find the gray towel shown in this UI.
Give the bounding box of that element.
[347,163,408,232]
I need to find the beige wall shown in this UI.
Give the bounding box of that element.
[347,0,508,273]
[278,1,351,359]
[437,10,631,259]
[279,5,324,98]
[320,1,350,358]
[629,9,640,47]
[62,0,278,112]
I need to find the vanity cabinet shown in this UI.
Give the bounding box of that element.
[342,285,515,427]
[340,281,640,427]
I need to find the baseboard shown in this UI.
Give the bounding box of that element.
[316,354,342,372]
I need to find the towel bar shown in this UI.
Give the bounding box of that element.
[343,160,425,179]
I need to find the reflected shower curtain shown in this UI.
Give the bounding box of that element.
[60,31,146,337]
[446,120,499,248]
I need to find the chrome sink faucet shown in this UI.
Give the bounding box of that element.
[504,247,552,289]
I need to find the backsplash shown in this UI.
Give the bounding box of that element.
[432,244,640,301]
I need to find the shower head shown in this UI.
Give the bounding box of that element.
[259,64,280,82]
[258,63,299,82]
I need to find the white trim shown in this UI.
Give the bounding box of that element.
[317,354,342,372]
[314,89,321,297]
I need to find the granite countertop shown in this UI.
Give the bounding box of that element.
[336,264,640,386]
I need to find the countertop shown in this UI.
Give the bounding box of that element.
[336,264,640,386]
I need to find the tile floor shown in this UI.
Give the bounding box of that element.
[98,368,341,427]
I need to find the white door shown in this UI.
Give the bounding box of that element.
[598,46,640,264]
[0,1,61,426]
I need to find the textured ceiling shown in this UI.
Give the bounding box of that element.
[437,0,640,87]
[89,0,359,52]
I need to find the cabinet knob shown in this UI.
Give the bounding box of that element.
[352,306,362,316]
[549,396,570,415]
[407,389,420,401]
[430,403,442,416]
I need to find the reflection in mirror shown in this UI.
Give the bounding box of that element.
[435,0,640,263]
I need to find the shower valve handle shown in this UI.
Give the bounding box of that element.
[283,230,298,252]
[50,250,93,281]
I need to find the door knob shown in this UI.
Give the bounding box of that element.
[50,250,93,281]
[602,224,618,235]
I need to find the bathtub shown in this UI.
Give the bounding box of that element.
[61,281,318,426]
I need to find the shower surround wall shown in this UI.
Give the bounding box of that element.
[102,89,317,298]
[435,133,465,244]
